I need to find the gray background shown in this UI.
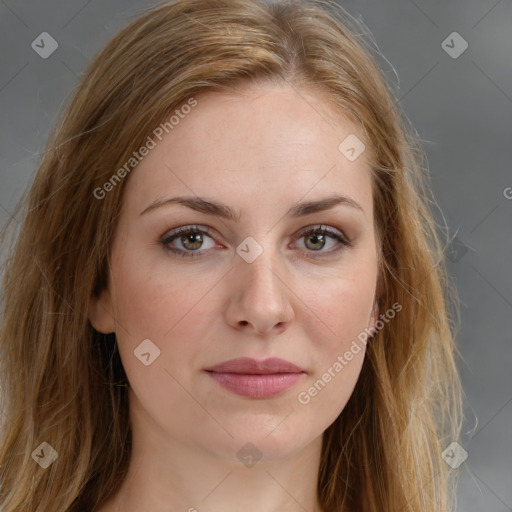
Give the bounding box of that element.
[1,0,511,510]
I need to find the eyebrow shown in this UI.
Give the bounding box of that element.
[139,194,364,220]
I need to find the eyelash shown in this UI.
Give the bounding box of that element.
[159,224,351,259]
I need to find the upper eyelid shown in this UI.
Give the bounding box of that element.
[295,224,347,239]
[161,224,215,242]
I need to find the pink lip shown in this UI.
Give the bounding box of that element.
[204,357,305,398]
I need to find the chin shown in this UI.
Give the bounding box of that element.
[197,418,319,466]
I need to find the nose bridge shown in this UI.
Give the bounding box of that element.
[239,242,283,303]
[227,235,294,333]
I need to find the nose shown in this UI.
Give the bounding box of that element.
[224,247,295,337]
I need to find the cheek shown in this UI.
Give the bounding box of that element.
[111,247,217,337]
[295,349,364,431]
[110,259,213,425]
[293,265,376,424]
[303,263,377,349]
[109,249,222,385]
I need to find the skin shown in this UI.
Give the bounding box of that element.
[89,83,380,512]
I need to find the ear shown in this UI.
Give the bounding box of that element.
[368,273,383,335]
[369,300,380,333]
[88,288,116,334]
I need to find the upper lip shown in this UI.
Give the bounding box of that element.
[205,357,304,374]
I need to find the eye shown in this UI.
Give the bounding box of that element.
[159,224,351,259]
[293,225,350,256]
[160,225,218,258]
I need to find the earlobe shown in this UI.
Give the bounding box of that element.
[368,300,380,338]
[88,289,116,334]
[370,299,380,329]
[369,273,383,334]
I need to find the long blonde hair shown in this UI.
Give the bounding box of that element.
[0,0,462,510]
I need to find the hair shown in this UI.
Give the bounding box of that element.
[0,0,463,510]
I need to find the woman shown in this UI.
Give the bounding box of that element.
[0,0,463,510]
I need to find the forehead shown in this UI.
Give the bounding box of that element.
[122,84,373,218]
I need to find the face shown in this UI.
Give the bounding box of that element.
[89,83,380,464]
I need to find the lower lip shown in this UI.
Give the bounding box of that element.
[206,372,304,398]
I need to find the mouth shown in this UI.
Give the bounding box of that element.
[204,357,306,399]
